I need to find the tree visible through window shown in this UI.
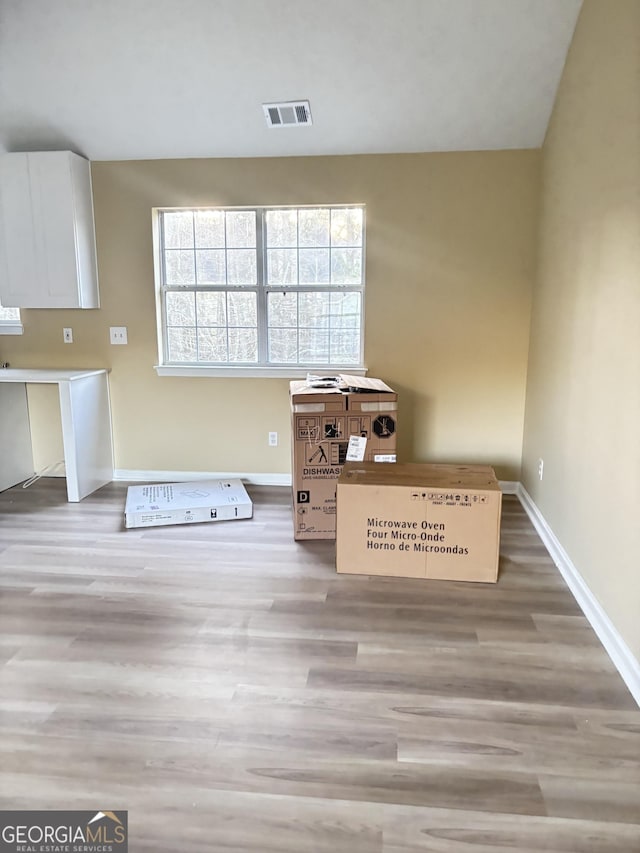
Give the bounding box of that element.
[156,205,365,368]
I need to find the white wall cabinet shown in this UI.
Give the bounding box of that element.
[0,151,100,308]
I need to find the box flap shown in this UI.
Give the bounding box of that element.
[289,379,345,398]
[338,374,395,393]
[338,461,500,491]
[290,376,397,411]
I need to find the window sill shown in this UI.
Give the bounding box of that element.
[0,323,24,335]
[154,365,368,379]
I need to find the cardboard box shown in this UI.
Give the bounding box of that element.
[336,462,502,582]
[290,374,397,540]
[124,479,253,529]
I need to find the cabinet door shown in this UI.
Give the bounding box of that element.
[0,155,39,308]
[0,152,99,308]
[68,154,100,308]
[29,153,80,307]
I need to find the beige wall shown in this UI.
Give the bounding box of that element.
[522,0,640,659]
[2,150,539,481]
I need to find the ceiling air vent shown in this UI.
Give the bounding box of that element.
[263,100,312,128]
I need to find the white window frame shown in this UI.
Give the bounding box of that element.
[152,205,366,378]
[0,301,22,335]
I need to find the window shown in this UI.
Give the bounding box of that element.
[154,205,365,374]
[0,300,22,335]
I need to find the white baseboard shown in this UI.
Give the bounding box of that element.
[518,485,640,707]
[112,475,518,492]
[113,472,516,491]
[113,469,292,487]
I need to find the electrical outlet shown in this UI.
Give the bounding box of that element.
[63,327,73,343]
[538,458,544,480]
[110,326,128,345]
[268,431,278,447]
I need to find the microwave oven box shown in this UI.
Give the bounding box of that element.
[290,374,397,540]
[124,479,253,529]
[336,462,502,582]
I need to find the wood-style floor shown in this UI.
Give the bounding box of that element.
[0,478,638,852]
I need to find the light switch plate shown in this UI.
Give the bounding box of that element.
[110,326,128,345]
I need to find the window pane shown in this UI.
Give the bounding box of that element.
[269,328,298,363]
[330,330,361,364]
[163,211,194,248]
[299,208,330,247]
[226,211,256,248]
[268,292,298,328]
[195,210,225,248]
[227,292,257,327]
[198,328,228,361]
[196,292,226,326]
[299,248,330,283]
[299,292,330,329]
[330,291,361,328]
[331,208,363,246]
[228,328,258,362]
[0,304,20,322]
[166,291,196,326]
[331,248,362,284]
[196,250,226,284]
[267,249,297,285]
[167,327,196,361]
[159,205,364,368]
[227,249,257,285]
[266,209,297,247]
[299,329,329,364]
[165,250,195,285]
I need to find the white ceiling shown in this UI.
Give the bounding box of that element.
[0,0,582,162]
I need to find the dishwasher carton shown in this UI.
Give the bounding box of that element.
[290,374,397,540]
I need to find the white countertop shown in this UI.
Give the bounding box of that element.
[0,368,109,383]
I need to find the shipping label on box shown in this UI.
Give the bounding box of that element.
[336,462,502,582]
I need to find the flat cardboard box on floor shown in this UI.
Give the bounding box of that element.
[290,374,397,540]
[336,462,502,582]
[124,479,253,529]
